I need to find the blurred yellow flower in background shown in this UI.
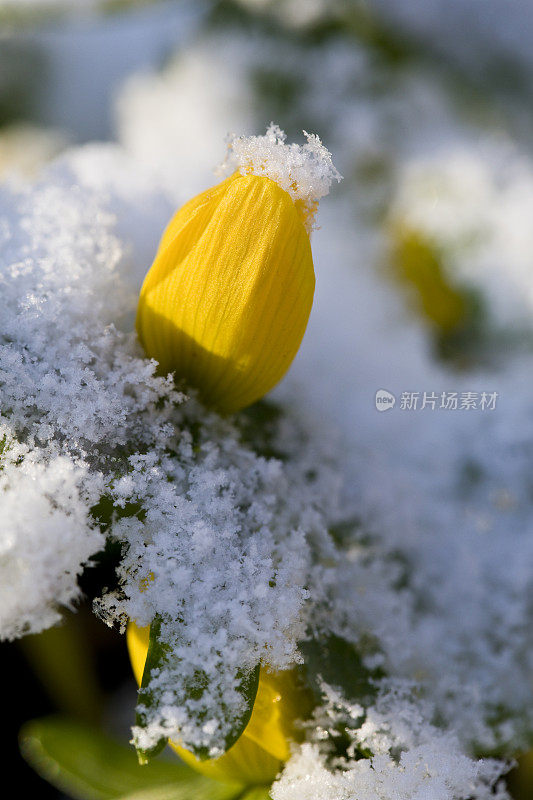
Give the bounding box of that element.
[136,172,315,414]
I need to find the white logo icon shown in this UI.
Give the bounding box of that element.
[375,389,396,411]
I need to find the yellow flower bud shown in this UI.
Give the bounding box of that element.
[127,622,312,786]
[136,172,315,414]
[389,225,467,333]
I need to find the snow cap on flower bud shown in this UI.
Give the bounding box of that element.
[136,124,341,414]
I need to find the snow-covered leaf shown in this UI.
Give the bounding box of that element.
[135,616,260,763]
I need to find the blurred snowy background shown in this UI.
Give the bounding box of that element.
[2,1,533,798]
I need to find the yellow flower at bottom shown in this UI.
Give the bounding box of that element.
[136,172,315,414]
[127,622,312,785]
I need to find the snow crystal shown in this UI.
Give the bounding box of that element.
[290,196,533,755]
[101,400,342,755]
[0,446,103,640]
[272,686,510,800]
[0,153,176,639]
[217,123,342,232]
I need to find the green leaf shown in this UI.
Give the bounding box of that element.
[238,788,271,800]
[19,715,243,800]
[222,663,260,754]
[135,617,260,763]
[300,633,384,705]
[112,786,244,800]
[113,784,271,800]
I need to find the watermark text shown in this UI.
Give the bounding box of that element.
[375,390,498,412]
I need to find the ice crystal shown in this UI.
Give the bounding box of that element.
[217,123,342,231]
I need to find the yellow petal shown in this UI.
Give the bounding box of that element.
[126,622,311,785]
[136,174,315,414]
[171,730,282,786]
